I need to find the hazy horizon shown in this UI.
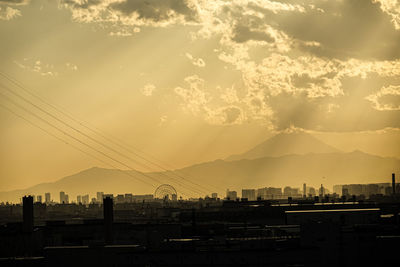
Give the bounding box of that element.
[1,0,400,197]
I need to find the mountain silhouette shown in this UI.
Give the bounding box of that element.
[1,151,398,203]
[0,167,156,204]
[226,131,340,161]
[180,150,399,190]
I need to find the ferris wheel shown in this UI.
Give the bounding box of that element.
[154,184,177,201]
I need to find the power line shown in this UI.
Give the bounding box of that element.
[0,84,198,195]
[0,102,157,189]
[0,72,218,196]
[0,83,199,198]
[0,91,198,198]
[0,71,221,194]
[0,89,158,189]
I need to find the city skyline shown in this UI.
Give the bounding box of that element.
[4,175,399,205]
[1,1,400,266]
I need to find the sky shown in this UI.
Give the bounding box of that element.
[0,0,399,192]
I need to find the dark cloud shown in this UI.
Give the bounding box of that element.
[269,76,400,131]
[269,92,323,130]
[0,0,28,4]
[61,0,101,9]
[374,94,400,110]
[249,0,400,60]
[110,0,197,22]
[231,24,274,43]
[223,106,242,124]
[291,73,333,89]
[220,5,277,44]
[61,0,198,25]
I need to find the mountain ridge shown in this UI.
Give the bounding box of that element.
[226,131,341,161]
[1,150,398,203]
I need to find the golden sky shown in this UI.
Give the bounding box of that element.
[0,0,399,192]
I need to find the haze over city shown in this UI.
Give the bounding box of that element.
[2,1,400,266]
[0,0,400,201]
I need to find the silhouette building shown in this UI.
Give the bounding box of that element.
[242,189,256,201]
[392,173,396,195]
[284,186,301,198]
[2,177,400,266]
[45,192,51,204]
[342,188,350,198]
[22,195,33,233]
[256,187,283,199]
[116,194,125,204]
[307,187,316,197]
[124,193,133,203]
[82,194,89,205]
[59,191,69,204]
[226,190,237,200]
[103,196,113,244]
[97,192,104,202]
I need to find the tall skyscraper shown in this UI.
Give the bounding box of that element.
[319,184,324,197]
[77,195,82,204]
[60,191,66,204]
[97,192,104,203]
[82,194,89,205]
[45,192,51,204]
[303,183,307,198]
[308,187,316,196]
[37,195,43,203]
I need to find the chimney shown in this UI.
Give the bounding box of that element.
[392,173,396,195]
[103,196,113,244]
[23,195,34,233]
[191,208,197,234]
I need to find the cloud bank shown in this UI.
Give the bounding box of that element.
[12,0,400,131]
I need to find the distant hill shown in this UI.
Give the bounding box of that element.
[226,132,341,161]
[0,167,156,204]
[181,150,399,190]
[1,151,398,203]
